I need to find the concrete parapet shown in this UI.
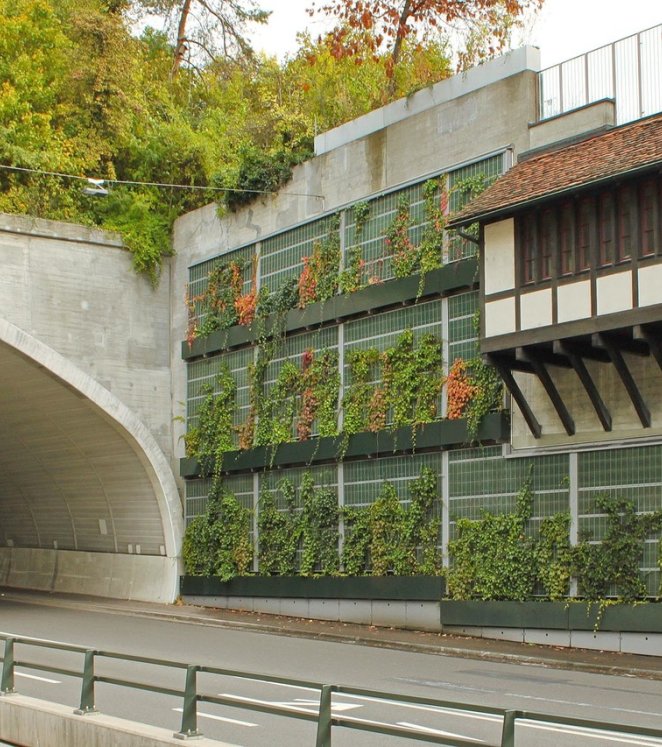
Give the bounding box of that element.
[0,694,235,747]
[0,548,179,603]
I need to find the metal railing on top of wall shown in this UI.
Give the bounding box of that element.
[538,24,662,125]
[3,632,662,745]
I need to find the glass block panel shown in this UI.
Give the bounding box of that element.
[448,447,570,538]
[447,154,504,261]
[448,291,478,364]
[260,215,338,294]
[187,245,255,326]
[343,453,442,509]
[184,473,255,524]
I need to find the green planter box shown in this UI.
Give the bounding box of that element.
[180,412,509,478]
[440,599,662,633]
[181,575,444,601]
[182,259,477,361]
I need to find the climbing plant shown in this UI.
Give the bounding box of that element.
[342,467,441,576]
[385,195,417,278]
[445,473,537,600]
[343,330,443,436]
[297,215,341,308]
[299,473,340,576]
[189,366,237,478]
[257,479,301,575]
[182,491,252,581]
[418,177,447,275]
[572,495,662,602]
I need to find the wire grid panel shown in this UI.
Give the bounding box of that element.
[343,301,443,423]
[447,447,570,538]
[447,154,504,261]
[260,215,337,293]
[578,446,662,595]
[187,244,256,323]
[260,326,339,439]
[186,347,253,448]
[447,291,478,364]
[184,473,256,525]
[343,453,443,511]
[343,181,429,284]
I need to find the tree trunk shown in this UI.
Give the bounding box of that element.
[387,0,412,97]
[171,0,193,77]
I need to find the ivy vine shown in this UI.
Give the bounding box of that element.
[182,490,252,581]
[342,467,441,576]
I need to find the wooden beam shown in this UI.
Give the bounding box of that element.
[634,325,662,374]
[517,348,575,436]
[487,355,542,439]
[555,341,612,431]
[592,332,649,357]
[595,333,651,428]
[554,339,610,363]
[516,346,573,369]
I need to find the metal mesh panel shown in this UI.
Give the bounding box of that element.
[578,446,662,595]
[447,447,570,538]
[186,347,253,448]
[260,216,337,293]
[343,453,442,509]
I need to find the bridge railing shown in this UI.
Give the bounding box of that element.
[3,631,662,746]
[538,23,662,125]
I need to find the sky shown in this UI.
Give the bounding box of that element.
[249,0,662,69]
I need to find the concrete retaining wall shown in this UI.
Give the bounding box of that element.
[0,695,232,747]
[0,548,178,603]
[183,595,442,632]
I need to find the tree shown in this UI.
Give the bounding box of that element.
[135,0,269,74]
[308,0,544,82]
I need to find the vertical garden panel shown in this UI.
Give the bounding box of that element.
[185,473,255,525]
[447,291,478,366]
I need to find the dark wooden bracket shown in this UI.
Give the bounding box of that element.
[595,333,651,428]
[488,355,542,439]
[554,340,612,431]
[517,348,575,436]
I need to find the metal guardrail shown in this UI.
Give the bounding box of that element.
[2,632,662,745]
[538,23,662,125]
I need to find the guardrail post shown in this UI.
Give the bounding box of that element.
[1,638,15,695]
[315,684,333,747]
[501,710,517,747]
[74,650,97,714]
[174,665,202,740]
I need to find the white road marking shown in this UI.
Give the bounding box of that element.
[217,693,361,715]
[172,707,256,727]
[15,672,61,684]
[338,692,501,723]
[398,721,484,741]
[522,721,662,746]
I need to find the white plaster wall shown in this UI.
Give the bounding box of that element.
[597,270,633,315]
[484,219,515,294]
[557,280,591,322]
[520,288,553,330]
[638,263,662,307]
[484,297,517,337]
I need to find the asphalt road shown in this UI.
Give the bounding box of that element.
[2,598,662,746]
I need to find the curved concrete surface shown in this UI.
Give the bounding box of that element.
[0,319,183,601]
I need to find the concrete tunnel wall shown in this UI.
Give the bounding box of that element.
[0,216,183,602]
